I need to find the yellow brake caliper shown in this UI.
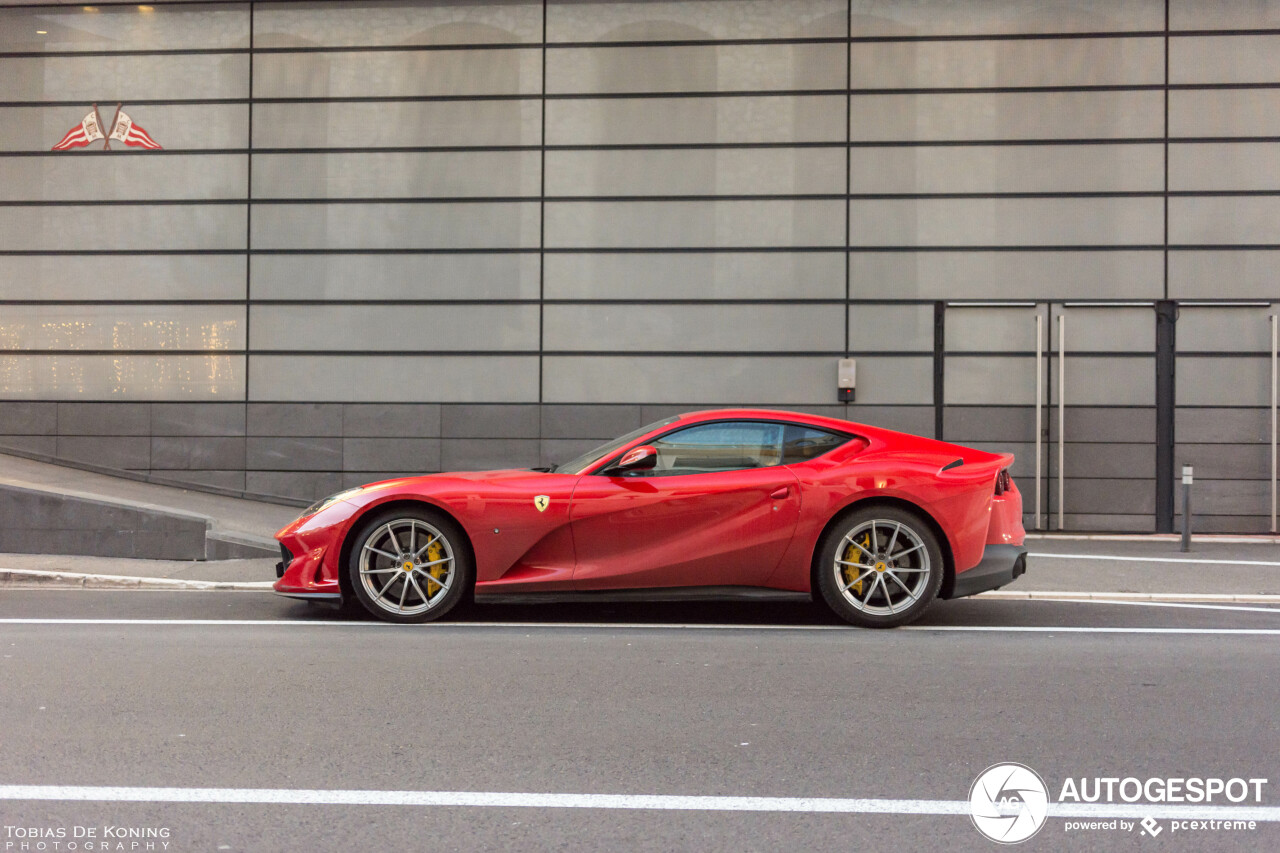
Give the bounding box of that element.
[842,532,874,598]
[425,539,448,598]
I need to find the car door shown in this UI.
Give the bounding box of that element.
[569,420,802,590]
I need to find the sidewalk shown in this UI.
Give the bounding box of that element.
[2,536,1277,598]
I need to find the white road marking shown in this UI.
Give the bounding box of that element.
[1,785,1279,822]
[1028,598,1280,614]
[1,618,1280,635]
[1029,552,1280,567]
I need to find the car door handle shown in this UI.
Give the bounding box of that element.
[770,486,790,500]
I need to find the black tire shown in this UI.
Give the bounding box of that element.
[815,505,944,629]
[346,506,472,624]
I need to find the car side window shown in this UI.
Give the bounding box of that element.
[782,425,851,464]
[644,421,785,476]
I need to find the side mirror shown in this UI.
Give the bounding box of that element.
[612,445,657,474]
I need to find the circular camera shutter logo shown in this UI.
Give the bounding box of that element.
[969,763,1049,844]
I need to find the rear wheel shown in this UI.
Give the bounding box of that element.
[816,506,943,628]
[347,508,472,624]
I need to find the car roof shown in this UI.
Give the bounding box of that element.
[670,408,861,434]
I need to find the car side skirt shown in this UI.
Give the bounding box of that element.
[474,586,812,605]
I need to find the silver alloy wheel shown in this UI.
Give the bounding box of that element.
[357,518,454,616]
[833,518,931,616]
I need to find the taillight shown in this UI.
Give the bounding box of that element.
[994,468,1011,496]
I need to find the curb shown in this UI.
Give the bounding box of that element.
[0,568,274,591]
[979,590,1280,604]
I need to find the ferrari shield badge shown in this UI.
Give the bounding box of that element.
[533,495,550,512]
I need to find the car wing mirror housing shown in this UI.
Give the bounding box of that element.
[611,444,657,474]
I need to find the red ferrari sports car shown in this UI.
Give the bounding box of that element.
[273,409,1027,628]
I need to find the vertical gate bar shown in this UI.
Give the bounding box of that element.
[1035,312,1043,530]
[1272,313,1277,534]
[1057,312,1065,531]
[1155,301,1178,533]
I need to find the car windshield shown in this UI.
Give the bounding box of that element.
[551,416,681,475]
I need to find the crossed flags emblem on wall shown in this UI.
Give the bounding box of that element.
[52,103,162,151]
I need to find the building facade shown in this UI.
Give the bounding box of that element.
[0,0,1277,533]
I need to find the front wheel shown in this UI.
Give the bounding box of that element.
[816,506,943,628]
[347,508,472,624]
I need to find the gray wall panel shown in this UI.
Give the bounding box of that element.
[0,154,246,202]
[1177,357,1272,406]
[150,403,246,437]
[849,304,935,353]
[547,200,844,248]
[0,256,246,302]
[0,104,248,153]
[0,355,245,401]
[57,402,150,436]
[1175,444,1271,480]
[850,144,1163,194]
[850,0,1162,36]
[849,198,1163,247]
[546,147,845,197]
[249,355,539,403]
[255,1,543,47]
[1053,356,1154,406]
[1051,478,1156,515]
[0,54,248,101]
[945,308,1040,353]
[252,100,542,148]
[547,43,845,93]
[1048,407,1154,443]
[150,436,245,470]
[1056,307,1154,353]
[1169,251,1280,300]
[545,304,844,352]
[544,355,930,404]
[1171,35,1280,84]
[945,357,1036,406]
[1176,408,1271,444]
[246,471,342,500]
[851,37,1163,88]
[251,202,540,250]
[547,95,846,145]
[54,436,150,470]
[252,151,541,199]
[544,252,844,300]
[1170,90,1280,138]
[246,436,342,471]
[944,406,1036,443]
[1177,307,1276,353]
[251,254,540,301]
[1170,197,1280,245]
[1,4,249,52]
[547,0,847,41]
[0,402,57,435]
[1171,0,1280,29]
[540,404,644,440]
[248,403,343,437]
[0,205,246,252]
[249,305,539,352]
[342,438,441,472]
[0,305,245,351]
[253,48,542,98]
[849,91,1163,141]
[850,251,1163,300]
[342,404,441,438]
[441,404,540,439]
[1171,143,1280,192]
[440,438,539,470]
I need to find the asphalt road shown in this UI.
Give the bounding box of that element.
[2,591,1279,852]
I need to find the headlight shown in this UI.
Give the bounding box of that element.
[299,488,363,520]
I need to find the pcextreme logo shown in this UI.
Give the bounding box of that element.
[52,103,162,151]
[969,763,1050,844]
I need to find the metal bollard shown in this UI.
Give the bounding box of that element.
[1180,464,1193,553]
